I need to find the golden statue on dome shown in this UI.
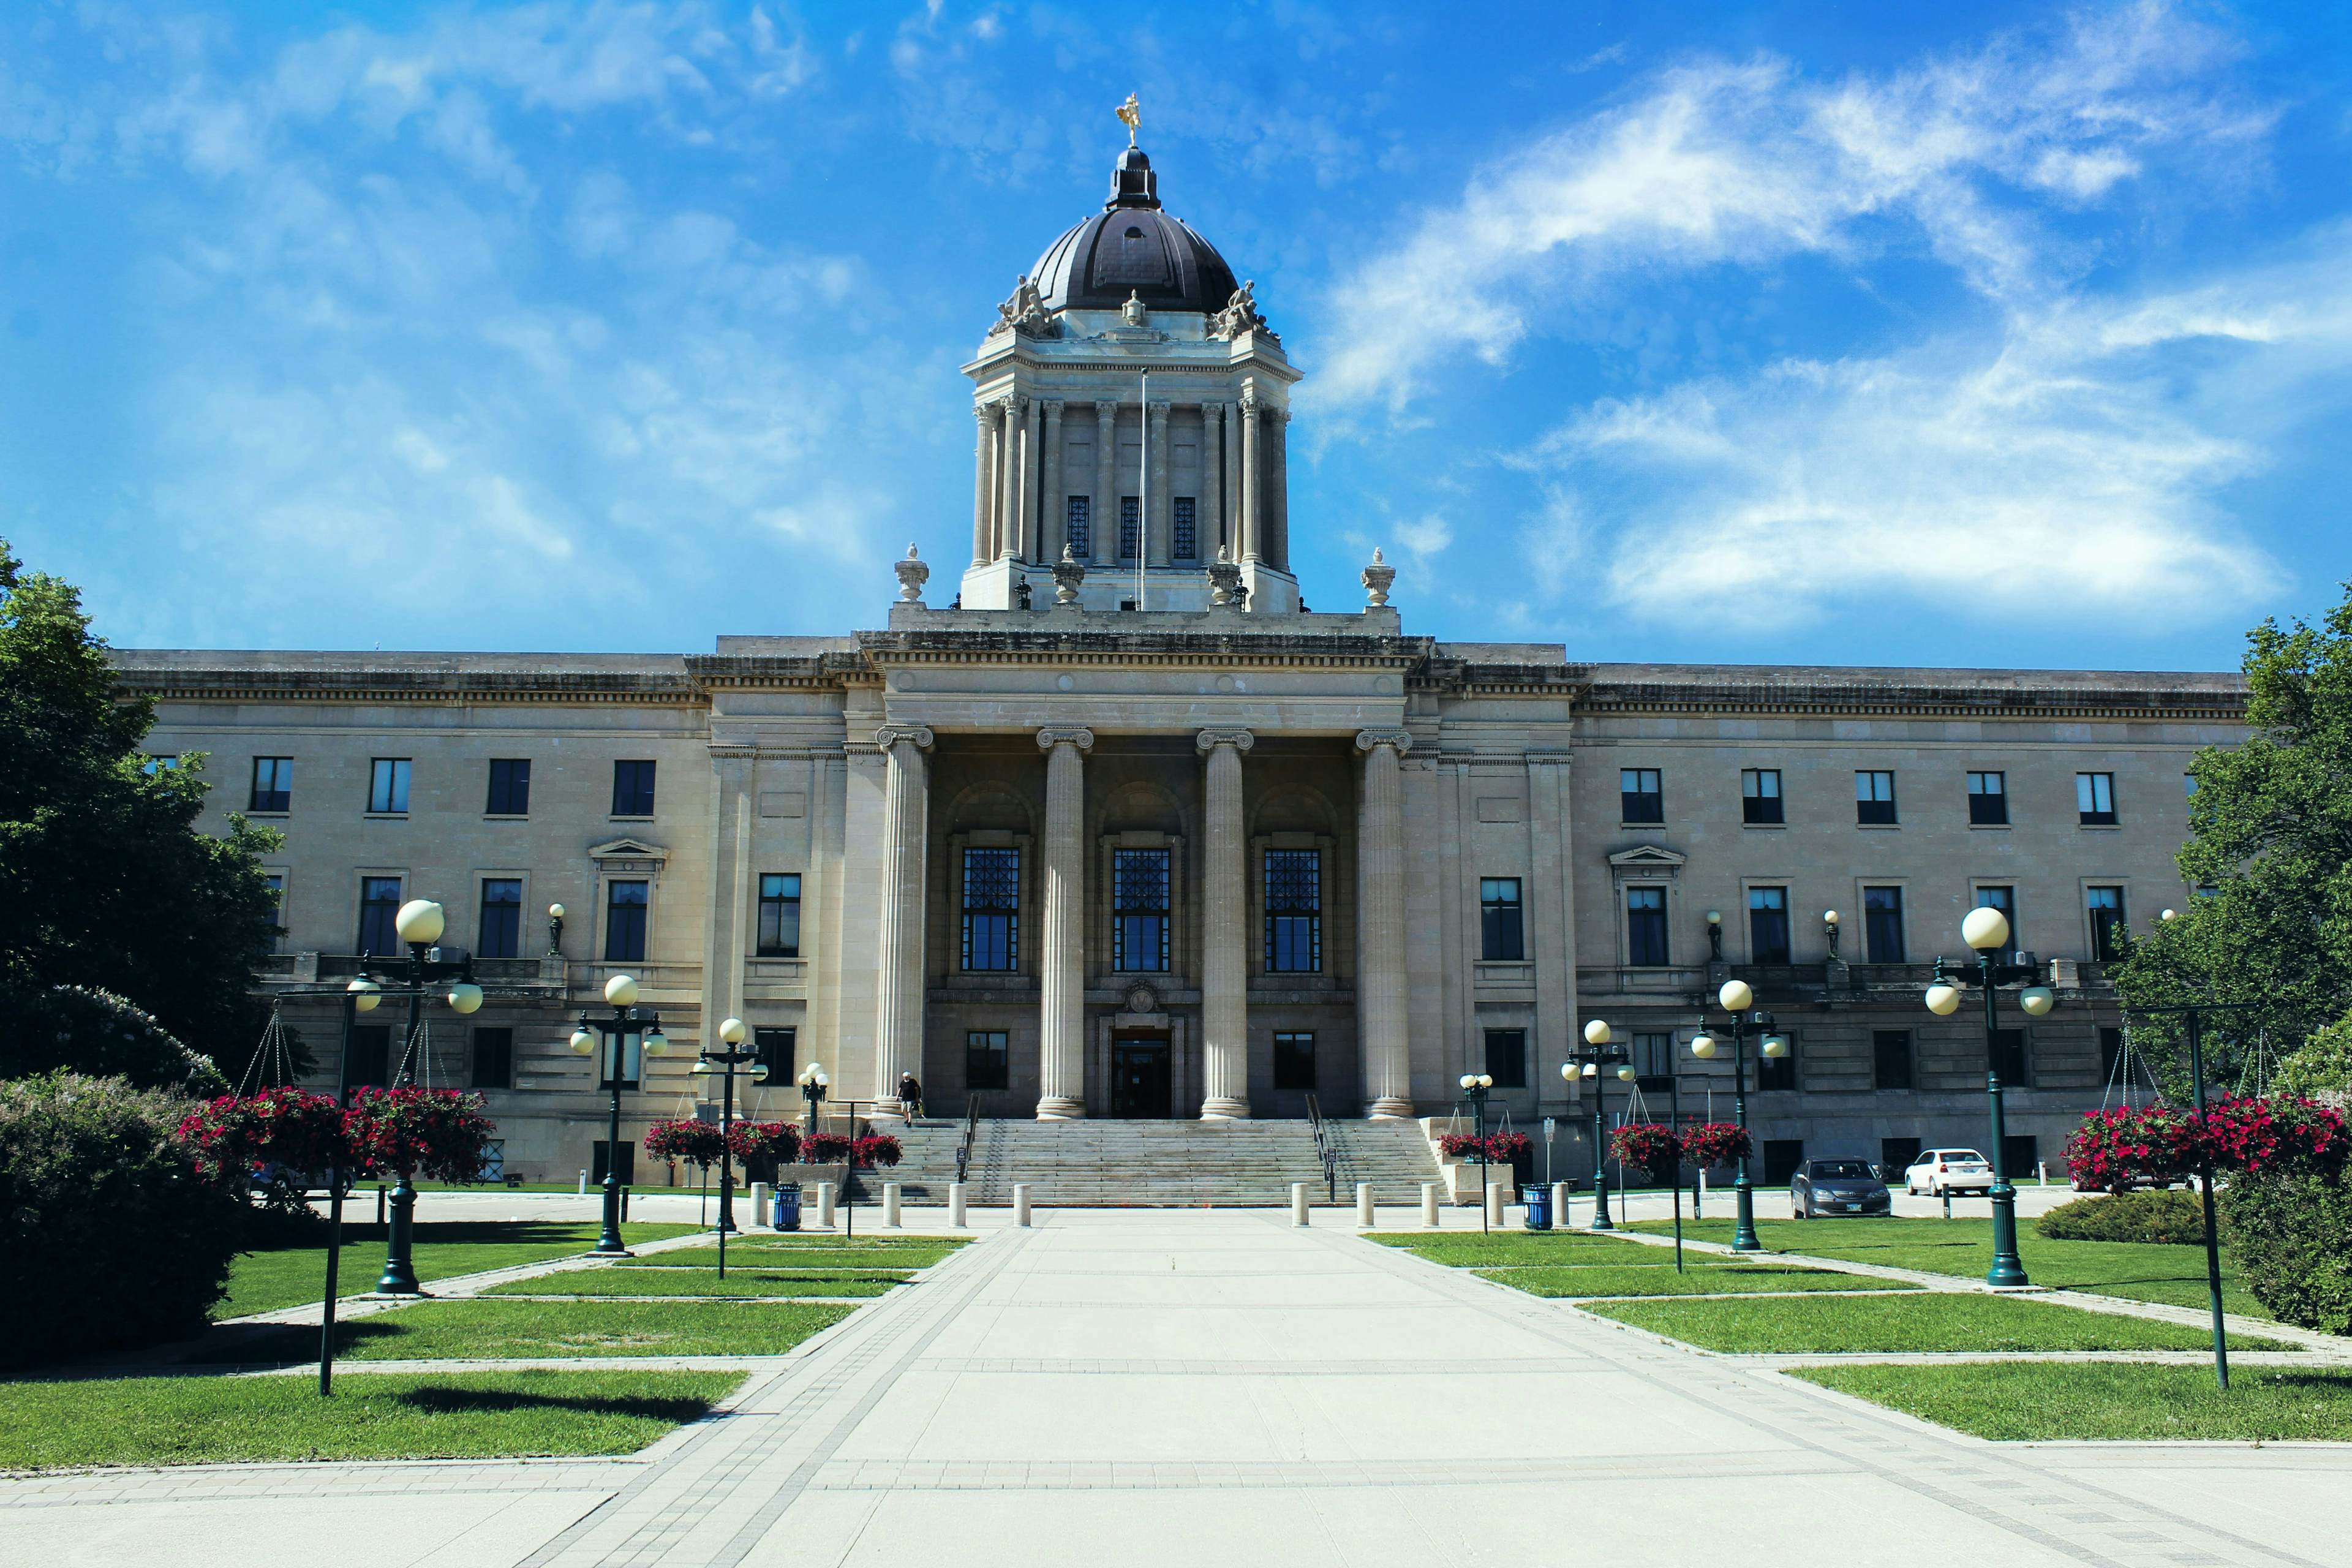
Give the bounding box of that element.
[1116,92,1141,146]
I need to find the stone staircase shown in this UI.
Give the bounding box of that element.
[874,1118,1441,1208]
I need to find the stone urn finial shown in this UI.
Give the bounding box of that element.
[895,543,929,604]
[1052,542,1087,608]
[1207,548,1242,609]
[1362,546,1395,608]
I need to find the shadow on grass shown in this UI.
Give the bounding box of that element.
[239,1221,609,1257]
[393,1384,723,1422]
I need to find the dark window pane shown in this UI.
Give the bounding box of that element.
[758,872,802,957]
[345,1025,391,1090]
[1264,850,1322,973]
[1172,496,1197,560]
[2000,1134,2039,1179]
[1273,1031,1316,1091]
[1762,1139,1806,1185]
[369,759,410,814]
[2087,886,2125,962]
[2078,771,2117,825]
[1880,1136,1921,1178]
[1973,886,2018,963]
[605,880,649,962]
[591,1142,636,1185]
[1480,877,1524,961]
[1758,1034,1797,1091]
[1855,770,1896,825]
[487,759,531,815]
[1967,771,2008,826]
[611,760,657,816]
[1873,1030,1913,1091]
[471,1027,513,1090]
[1114,849,1170,972]
[358,876,403,955]
[1119,496,1139,559]
[2099,1026,2125,1082]
[1631,1031,1673,1090]
[962,848,1020,971]
[1619,767,1663,824]
[965,1030,1009,1091]
[1066,495,1091,558]
[1990,1028,2030,1087]
[753,1027,796,1082]
[1626,887,1668,967]
[478,878,522,959]
[1747,886,1790,964]
[1863,886,1904,963]
[1483,1029,1526,1088]
[249,756,292,813]
[1741,768,1783,824]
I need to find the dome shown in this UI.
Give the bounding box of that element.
[1028,147,1240,317]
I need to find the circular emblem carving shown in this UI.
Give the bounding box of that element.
[1123,982,1158,1014]
[1057,673,1076,692]
[1215,674,1235,693]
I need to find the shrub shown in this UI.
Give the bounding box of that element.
[2277,1007,2352,1097]
[0,1071,243,1368]
[2220,1167,2352,1335]
[0,986,228,1097]
[2037,1188,2211,1245]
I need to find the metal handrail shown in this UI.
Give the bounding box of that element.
[954,1095,983,1186]
[1305,1091,1338,1200]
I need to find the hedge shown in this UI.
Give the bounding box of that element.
[2036,1188,2210,1246]
[2220,1167,2352,1335]
[0,986,228,1097]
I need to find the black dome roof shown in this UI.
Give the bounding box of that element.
[1029,148,1240,316]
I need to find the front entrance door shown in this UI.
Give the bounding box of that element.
[1110,1038,1171,1118]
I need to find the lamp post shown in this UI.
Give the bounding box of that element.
[1457,1072,1493,1232]
[376,899,484,1295]
[1566,1020,1632,1231]
[1583,1019,1685,1270]
[1923,907,2055,1289]
[697,1018,766,1273]
[1691,979,1771,1253]
[568,973,666,1257]
[797,1060,831,1129]
[548,902,566,956]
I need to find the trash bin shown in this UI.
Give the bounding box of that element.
[774,1183,802,1232]
[1523,1184,1552,1231]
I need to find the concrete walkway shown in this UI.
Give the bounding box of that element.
[6,1210,2348,1567]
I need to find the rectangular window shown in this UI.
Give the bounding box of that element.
[597,1031,643,1090]
[1855,770,1897,825]
[961,847,1020,971]
[1632,1030,1673,1090]
[1483,1028,1527,1088]
[345,1024,391,1090]
[1762,1139,1806,1186]
[263,873,286,954]
[1274,1031,1317,1091]
[2078,771,2117,825]
[604,880,649,962]
[753,1027,796,1083]
[611,760,657,817]
[1626,887,1669,967]
[470,1027,513,1090]
[1740,768,1783,825]
[1990,1028,2030,1088]
[1172,496,1197,560]
[1758,1033,1797,1092]
[1863,885,1905,962]
[1873,1030,1913,1091]
[358,876,402,955]
[591,1141,636,1185]
[757,873,802,958]
[1066,495,1091,559]
[1747,886,1790,965]
[1619,768,1664,824]
[1479,877,1525,961]
[1967,770,2007,826]
[1881,1136,1921,1180]
[1973,886,2018,963]
[368,758,410,815]
[1118,496,1140,559]
[1112,848,1170,972]
[2100,1025,2126,1082]
[486,758,531,816]
[965,1030,1009,1092]
[2001,1134,2039,1180]
[478,878,522,959]
[1264,850,1323,972]
[2087,885,2126,962]
[249,756,292,813]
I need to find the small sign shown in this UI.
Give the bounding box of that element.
[1543,1117,1556,1140]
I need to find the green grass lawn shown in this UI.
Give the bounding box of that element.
[1626,1216,2274,1320]
[628,1240,963,1268]
[1584,1291,2297,1354]
[486,1266,911,1298]
[1796,1363,2352,1441]
[194,1300,854,1363]
[0,1370,744,1470]
[1484,1264,1916,1298]
[217,1222,701,1319]
[1370,1232,1684,1267]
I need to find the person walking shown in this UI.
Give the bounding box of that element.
[897,1071,924,1118]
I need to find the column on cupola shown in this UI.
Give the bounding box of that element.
[1041,399,1065,564]
[1204,401,1227,562]
[1036,727,1093,1119]
[1093,402,1118,567]
[1355,729,1414,1118]
[872,725,933,1120]
[1147,401,1172,567]
[1013,397,1039,563]
[1265,408,1291,571]
[971,404,997,565]
[997,400,1022,562]
[1238,393,1262,562]
[1197,728,1254,1119]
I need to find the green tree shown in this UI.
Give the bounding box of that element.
[2113,584,2352,1093]
[0,540,281,1078]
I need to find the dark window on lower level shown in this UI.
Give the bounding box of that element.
[1483,1028,1527,1088]
[2099,1026,2125,1082]
[345,1025,391,1090]
[1273,1031,1316,1091]
[1757,1035,1798,1092]
[754,1027,796,1082]
[1989,1028,2030,1088]
[1172,496,1197,560]
[2000,1134,2040,1180]
[1872,1030,1913,1091]
[1880,1137,1921,1180]
[966,1030,1009,1092]
[1762,1139,1806,1185]
[592,1141,636,1185]
[470,1027,513,1090]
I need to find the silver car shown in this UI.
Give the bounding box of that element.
[1904,1147,1994,1196]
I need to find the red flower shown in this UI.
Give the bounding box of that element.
[1678,1122,1751,1167]
[644,1118,729,1169]
[1610,1123,1681,1170]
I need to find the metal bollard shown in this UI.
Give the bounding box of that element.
[949,1181,968,1227]
[1420,1182,1440,1227]
[1292,1183,1310,1226]
[1014,1183,1032,1227]
[1486,1182,1506,1228]
[816,1181,837,1227]
[1357,1182,1374,1228]
[1552,1182,1571,1234]
[883,1182,902,1227]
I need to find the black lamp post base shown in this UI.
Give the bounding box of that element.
[377,1177,422,1293]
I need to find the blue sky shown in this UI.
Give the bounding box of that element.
[4,0,2350,671]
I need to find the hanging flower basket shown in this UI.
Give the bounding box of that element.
[1483,1131,1531,1163]
[2064,1104,2201,1193]
[1437,1132,1485,1159]
[345,1086,499,1183]
[1679,1121,1751,1168]
[644,1118,729,1170]
[853,1133,903,1169]
[726,1120,801,1167]
[2198,1095,2349,1177]
[178,1086,348,1182]
[1439,1131,1529,1163]
[1610,1123,1680,1172]
[802,1130,854,1164]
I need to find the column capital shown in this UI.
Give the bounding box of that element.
[1354,728,1412,755]
[1036,726,1095,753]
[1148,400,1171,423]
[1196,727,1255,755]
[1095,400,1118,427]
[875,724,935,752]
[1041,398,1065,418]
[974,402,998,425]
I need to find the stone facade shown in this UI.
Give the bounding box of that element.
[111,140,2248,1187]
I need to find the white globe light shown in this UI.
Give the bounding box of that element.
[1719,979,1754,1012]
[799,1062,820,1085]
[692,1059,713,1074]
[1458,1073,1476,1090]
[604,973,640,1007]
[1476,1074,1493,1089]
[446,982,483,1016]
[1823,910,1839,927]
[720,1017,748,1046]
[2160,908,2178,922]
[1560,1061,1575,1080]
[1705,910,1721,924]
[1616,1065,1636,1081]
[349,979,381,1014]
[643,1028,669,1057]
[548,902,566,919]
[1924,982,1963,1016]
[1583,1019,1612,1046]
[394,899,446,946]
[752,1064,771,1082]
[1961,907,2010,951]
[569,1028,596,1055]
[1691,1033,1717,1059]
[1580,1062,1597,1079]
[813,1069,829,1088]
[2019,986,2055,1017]
[1761,1034,1789,1058]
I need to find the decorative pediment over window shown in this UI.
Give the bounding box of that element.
[589,837,669,876]
[1607,844,1685,883]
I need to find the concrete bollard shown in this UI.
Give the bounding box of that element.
[751,1182,771,1229]
[1552,1182,1571,1234]
[1486,1182,1506,1228]
[949,1182,968,1227]
[815,1180,836,1228]
[883,1182,902,1227]
[1357,1182,1374,1228]
[1013,1183,1032,1227]
[1291,1183,1310,1226]
[1420,1182,1440,1227]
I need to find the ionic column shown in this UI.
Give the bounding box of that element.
[1093,402,1117,567]
[1266,407,1291,571]
[872,725,935,1119]
[1018,396,1041,562]
[997,400,1022,562]
[1238,393,1262,562]
[971,404,997,565]
[1147,400,1172,567]
[1041,399,1065,565]
[1036,726,1094,1119]
[1197,727,1254,1119]
[1207,401,1229,560]
[1355,729,1414,1118]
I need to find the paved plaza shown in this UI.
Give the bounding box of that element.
[6,1208,2349,1567]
